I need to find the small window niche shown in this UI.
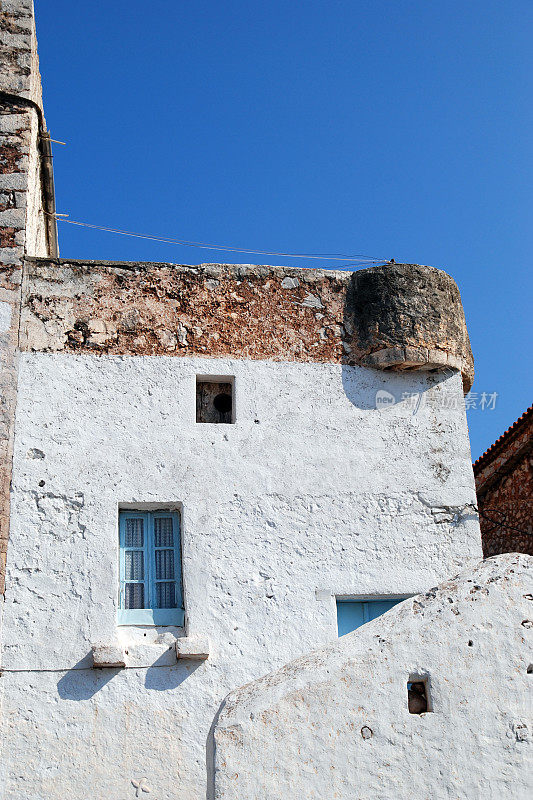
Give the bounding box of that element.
[407,675,432,714]
[196,376,235,424]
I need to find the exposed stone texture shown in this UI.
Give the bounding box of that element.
[474,406,532,557]
[350,263,474,392]
[214,554,532,800]
[20,259,352,362]
[0,0,43,109]
[20,258,474,391]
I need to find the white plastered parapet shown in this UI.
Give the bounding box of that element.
[214,554,533,800]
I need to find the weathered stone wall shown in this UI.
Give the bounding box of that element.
[20,258,474,390]
[0,0,43,108]
[475,406,532,557]
[0,355,481,799]
[20,259,352,362]
[214,554,532,800]
[0,0,53,595]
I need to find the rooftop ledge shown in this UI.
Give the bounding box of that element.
[20,259,474,392]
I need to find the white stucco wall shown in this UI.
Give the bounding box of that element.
[0,353,481,799]
[214,554,532,800]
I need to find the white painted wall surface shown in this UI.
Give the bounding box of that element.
[214,554,533,800]
[0,354,481,800]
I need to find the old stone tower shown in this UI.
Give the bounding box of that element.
[1,4,530,800]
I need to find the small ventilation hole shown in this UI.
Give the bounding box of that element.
[408,677,432,714]
[196,378,234,423]
[214,393,232,414]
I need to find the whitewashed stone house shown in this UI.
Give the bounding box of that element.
[1,4,529,799]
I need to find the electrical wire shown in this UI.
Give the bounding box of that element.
[44,213,388,264]
[0,663,176,674]
[477,506,532,537]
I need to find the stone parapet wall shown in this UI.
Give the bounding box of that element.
[0,0,43,111]
[0,97,43,274]
[0,0,43,109]
[20,259,352,363]
[20,258,474,390]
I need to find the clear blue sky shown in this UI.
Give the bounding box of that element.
[35,0,532,460]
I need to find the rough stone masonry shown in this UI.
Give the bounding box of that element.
[19,257,474,383]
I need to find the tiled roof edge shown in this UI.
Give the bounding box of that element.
[473,405,533,473]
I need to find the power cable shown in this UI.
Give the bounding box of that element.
[477,506,532,537]
[44,213,388,265]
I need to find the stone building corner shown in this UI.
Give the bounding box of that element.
[0,0,57,593]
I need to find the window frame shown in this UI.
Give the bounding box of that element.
[118,510,184,626]
[195,374,236,424]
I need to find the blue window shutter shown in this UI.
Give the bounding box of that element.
[149,512,183,622]
[337,600,366,636]
[364,599,399,623]
[336,598,404,636]
[119,512,149,616]
[118,511,184,626]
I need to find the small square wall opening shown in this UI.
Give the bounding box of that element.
[196,376,235,424]
[407,676,432,714]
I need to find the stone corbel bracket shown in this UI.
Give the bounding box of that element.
[91,643,127,669]
[176,635,210,661]
[348,263,474,393]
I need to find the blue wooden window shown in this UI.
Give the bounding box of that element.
[118,511,184,626]
[336,598,403,637]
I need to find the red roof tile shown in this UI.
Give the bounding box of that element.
[473,405,533,472]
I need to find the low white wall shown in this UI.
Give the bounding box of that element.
[214,554,532,800]
[0,354,481,799]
